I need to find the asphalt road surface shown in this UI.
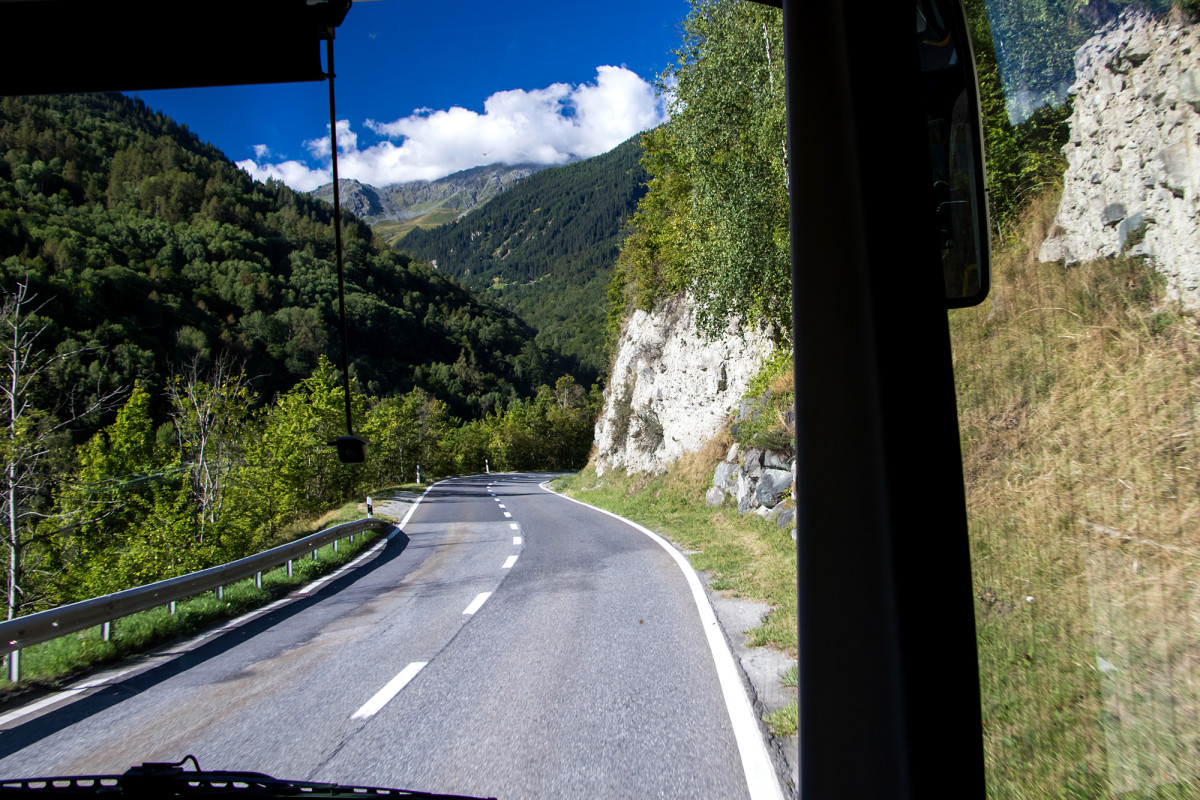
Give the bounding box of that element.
[0,473,772,799]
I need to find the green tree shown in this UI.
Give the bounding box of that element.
[55,384,184,599]
[613,0,788,339]
[1,281,116,619]
[229,356,367,544]
[166,354,255,546]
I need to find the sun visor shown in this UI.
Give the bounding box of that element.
[0,0,352,95]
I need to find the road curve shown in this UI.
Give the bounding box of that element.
[0,473,767,799]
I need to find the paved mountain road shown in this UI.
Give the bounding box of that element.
[0,474,772,799]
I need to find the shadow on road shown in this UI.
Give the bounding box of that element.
[0,529,413,761]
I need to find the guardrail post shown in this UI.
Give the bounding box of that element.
[217,585,224,601]
[286,559,293,577]
[312,549,317,560]
[7,650,18,683]
[349,533,355,544]
[169,601,176,615]
[333,539,339,553]
[101,621,110,642]
[255,572,262,589]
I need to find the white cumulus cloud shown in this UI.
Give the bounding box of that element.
[235,159,331,192]
[237,66,668,191]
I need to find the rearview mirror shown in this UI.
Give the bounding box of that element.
[919,0,991,307]
[333,436,368,464]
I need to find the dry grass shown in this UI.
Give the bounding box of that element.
[952,187,1200,797]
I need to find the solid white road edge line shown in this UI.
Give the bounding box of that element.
[296,538,387,596]
[0,689,86,728]
[397,482,438,532]
[303,481,441,595]
[541,481,787,800]
[462,592,491,615]
[351,661,428,720]
[502,555,518,569]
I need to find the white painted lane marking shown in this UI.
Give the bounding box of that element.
[397,482,438,532]
[303,482,441,594]
[0,689,86,728]
[297,540,385,596]
[498,504,505,509]
[74,666,137,689]
[206,597,292,628]
[351,661,428,720]
[541,482,787,800]
[502,555,518,569]
[462,592,491,615]
[509,523,519,530]
[503,512,512,518]
[513,536,522,545]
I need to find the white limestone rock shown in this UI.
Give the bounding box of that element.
[1041,10,1200,308]
[593,294,773,476]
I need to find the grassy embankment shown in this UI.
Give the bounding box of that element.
[553,417,799,735]
[373,208,462,246]
[0,497,398,698]
[952,188,1200,798]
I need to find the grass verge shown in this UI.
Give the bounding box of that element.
[952,187,1200,797]
[1,499,390,698]
[765,701,798,737]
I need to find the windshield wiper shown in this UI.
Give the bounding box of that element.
[0,758,496,799]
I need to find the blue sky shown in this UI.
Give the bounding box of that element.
[128,0,691,191]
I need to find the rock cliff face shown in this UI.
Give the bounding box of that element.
[1040,10,1200,305]
[594,294,774,476]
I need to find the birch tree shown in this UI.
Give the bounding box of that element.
[167,355,255,545]
[1,280,118,620]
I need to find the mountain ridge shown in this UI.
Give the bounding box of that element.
[309,161,559,226]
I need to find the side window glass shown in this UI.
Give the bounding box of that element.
[960,2,1200,795]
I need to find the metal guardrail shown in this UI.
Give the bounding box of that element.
[1,517,392,681]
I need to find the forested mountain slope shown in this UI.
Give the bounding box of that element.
[398,136,648,380]
[0,93,568,425]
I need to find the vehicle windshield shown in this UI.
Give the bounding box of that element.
[0,2,797,799]
[9,0,1200,797]
[959,0,1200,795]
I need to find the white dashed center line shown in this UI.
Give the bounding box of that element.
[463,592,492,615]
[510,523,519,530]
[502,555,518,569]
[351,661,428,720]
[503,512,512,518]
[513,536,522,545]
